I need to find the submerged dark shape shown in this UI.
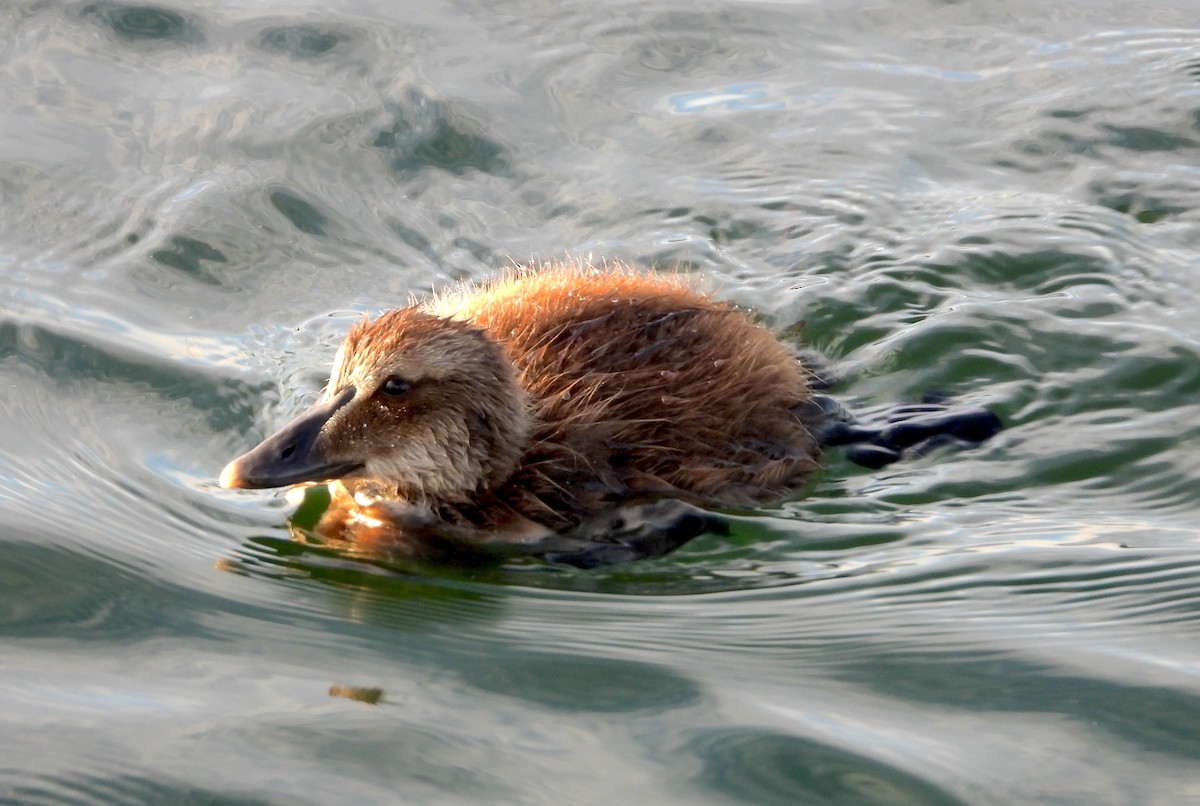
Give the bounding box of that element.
[812,396,1004,470]
[221,261,1000,567]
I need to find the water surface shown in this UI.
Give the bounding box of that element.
[3,0,1200,803]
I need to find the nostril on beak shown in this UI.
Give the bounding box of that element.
[280,443,296,460]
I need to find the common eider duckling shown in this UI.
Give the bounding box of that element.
[221,261,1000,566]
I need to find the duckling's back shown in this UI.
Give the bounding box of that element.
[427,263,820,526]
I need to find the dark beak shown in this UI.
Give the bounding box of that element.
[220,386,362,489]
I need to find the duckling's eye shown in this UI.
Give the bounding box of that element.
[380,377,411,397]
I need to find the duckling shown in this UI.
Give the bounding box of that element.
[221,260,1000,566]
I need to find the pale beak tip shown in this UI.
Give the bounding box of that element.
[219,459,246,489]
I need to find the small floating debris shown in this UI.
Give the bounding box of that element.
[329,685,385,705]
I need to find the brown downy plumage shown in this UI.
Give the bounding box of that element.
[220,260,820,559]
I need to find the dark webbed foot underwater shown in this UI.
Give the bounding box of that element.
[528,500,729,569]
[809,394,1004,470]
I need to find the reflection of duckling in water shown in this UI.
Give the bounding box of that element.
[221,261,1001,567]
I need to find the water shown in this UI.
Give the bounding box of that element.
[3,0,1200,803]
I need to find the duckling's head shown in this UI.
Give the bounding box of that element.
[220,309,530,504]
